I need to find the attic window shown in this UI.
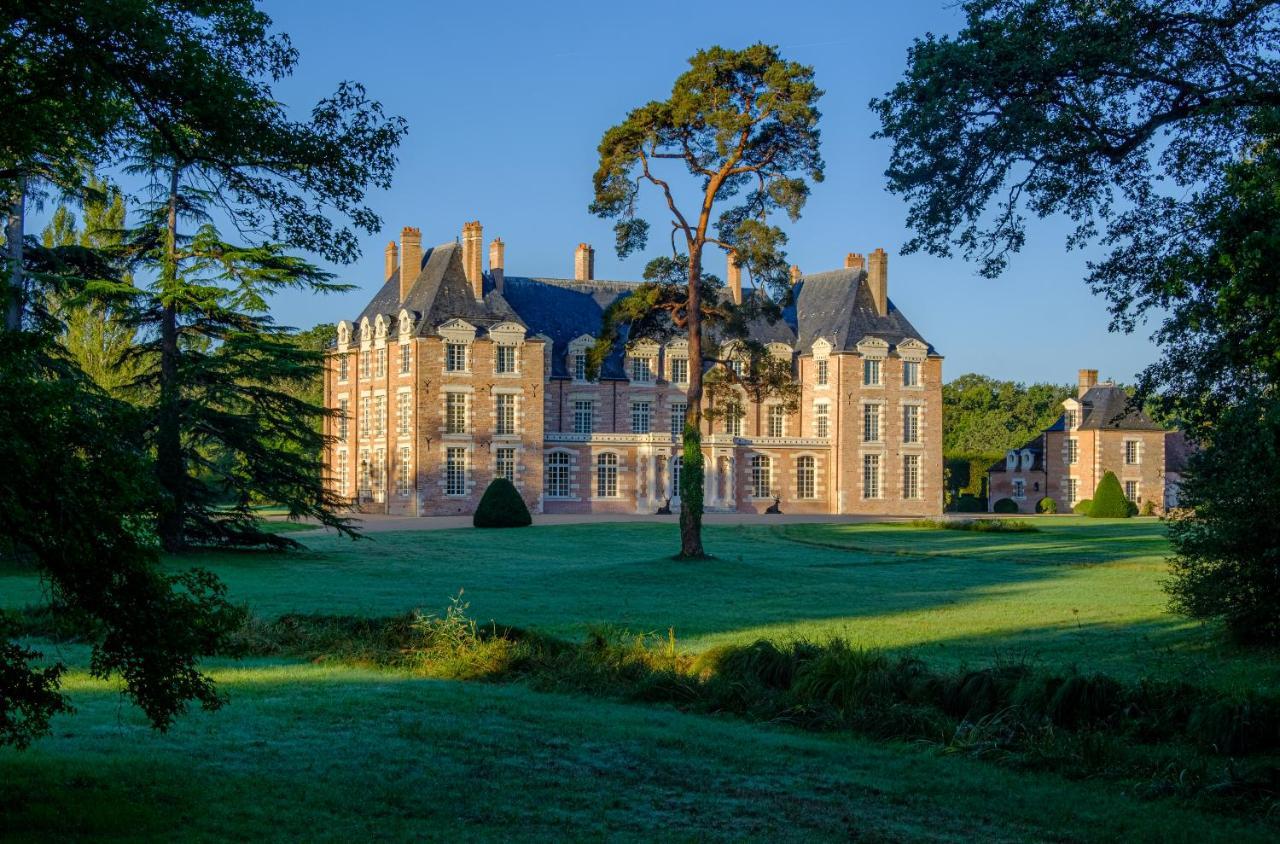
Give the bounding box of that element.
[573,352,588,382]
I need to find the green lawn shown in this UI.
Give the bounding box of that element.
[3,517,1278,839]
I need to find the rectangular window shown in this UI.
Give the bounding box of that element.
[336,449,348,495]
[495,394,516,436]
[446,393,468,434]
[445,447,467,496]
[816,359,829,386]
[573,400,593,435]
[863,403,881,443]
[726,405,743,437]
[495,345,518,374]
[376,347,386,378]
[631,401,651,434]
[1064,478,1078,506]
[863,453,881,499]
[670,401,687,438]
[596,453,619,497]
[814,403,829,438]
[903,405,921,444]
[729,358,744,377]
[1064,409,1079,429]
[573,352,587,381]
[1066,438,1079,465]
[1012,478,1026,500]
[630,356,653,383]
[400,344,411,374]
[446,342,468,373]
[360,395,371,438]
[1125,440,1141,465]
[373,447,385,488]
[903,360,920,388]
[396,391,411,435]
[338,356,349,382]
[767,405,785,437]
[495,446,516,483]
[670,357,689,385]
[863,358,882,386]
[1125,480,1140,502]
[360,350,370,379]
[358,449,370,490]
[796,456,816,499]
[337,397,349,441]
[545,453,571,498]
[903,454,920,500]
[397,446,412,496]
[751,456,771,499]
[374,394,386,436]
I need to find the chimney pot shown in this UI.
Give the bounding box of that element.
[399,227,422,302]
[462,220,484,301]
[790,265,802,286]
[385,240,399,282]
[574,243,595,281]
[727,251,742,306]
[1078,368,1099,398]
[845,252,864,271]
[489,237,505,294]
[867,248,888,316]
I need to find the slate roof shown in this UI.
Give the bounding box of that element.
[343,247,939,378]
[987,433,1047,474]
[1077,385,1163,430]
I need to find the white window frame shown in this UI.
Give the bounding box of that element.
[495,393,516,437]
[750,455,772,499]
[863,403,882,443]
[545,452,572,498]
[903,454,920,500]
[446,392,468,435]
[631,401,652,434]
[796,455,816,500]
[766,405,785,438]
[573,400,594,435]
[495,446,516,484]
[444,447,467,496]
[814,402,830,439]
[903,405,921,444]
[596,452,619,498]
[863,453,882,499]
[670,401,687,438]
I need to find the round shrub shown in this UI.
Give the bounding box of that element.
[1036,497,1058,514]
[1072,498,1093,515]
[992,497,1019,514]
[1140,499,1156,516]
[953,494,985,513]
[1089,471,1132,518]
[473,478,532,528]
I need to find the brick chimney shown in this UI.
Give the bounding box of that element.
[574,243,595,281]
[845,252,864,271]
[1078,368,1099,398]
[726,251,743,305]
[867,248,888,316]
[789,265,802,286]
[399,227,421,302]
[489,237,505,294]
[384,240,398,281]
[461,221,484,300]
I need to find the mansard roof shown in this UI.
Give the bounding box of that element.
[343,241,939,374]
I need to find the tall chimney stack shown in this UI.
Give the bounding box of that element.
[789,265,802,286]
[727,251,742,305]
[399,227,421,302]
[574,243,595,281]
[844,252,864,271]
[489,237,505,294]
[867,248,888,316]
[1078,368,1099,398]
[461,221,484,300]
[385,241,399,281]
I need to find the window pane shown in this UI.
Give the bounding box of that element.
[670,402,687,438]
[632,402,651,434]
[863,454,881,499]
[797,456,815,499]
[573,400,593,435]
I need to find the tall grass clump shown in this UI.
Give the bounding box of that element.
[906,519,1039,533]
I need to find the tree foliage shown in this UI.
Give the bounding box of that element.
[590,44,823,557]
[943,373,1071,456]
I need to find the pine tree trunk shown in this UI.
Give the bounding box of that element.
[4,175,25,331]
[679,243,707,558]
[156,165,185,552]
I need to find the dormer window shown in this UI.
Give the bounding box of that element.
[567,334,595,382]
[816,359,828,386]
[630,356,654,383]
[573,352,587,381]
[670,357,689,385]
[1064,409,1079,429]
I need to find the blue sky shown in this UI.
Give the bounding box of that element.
[78,1,1171,384]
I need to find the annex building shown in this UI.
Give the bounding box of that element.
[987,369,1190,514]
[323,222,944,517]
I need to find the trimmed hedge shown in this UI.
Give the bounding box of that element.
[1089,471,1132,518]
[1036,497,1057,514]
[1072,498,1093,515]
[953,493,986,513]
[473,478,532,528]
[992,497,1019,514]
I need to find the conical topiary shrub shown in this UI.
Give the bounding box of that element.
[473,478,532,528]
[1088,471,1131,518]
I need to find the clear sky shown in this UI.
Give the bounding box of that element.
[107,1,1179,384]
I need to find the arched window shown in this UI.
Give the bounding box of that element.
[596,452,619,498]
[545,452,572,498]
[751,455,772,498]
[796,456,816,499]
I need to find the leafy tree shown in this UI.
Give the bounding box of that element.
[943,373,1071,456]
[41,174,143,396]
[1167,396,1280,644]
[873,0,1280,638]
[590,44,823,557]
[1088,471,1131,518]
